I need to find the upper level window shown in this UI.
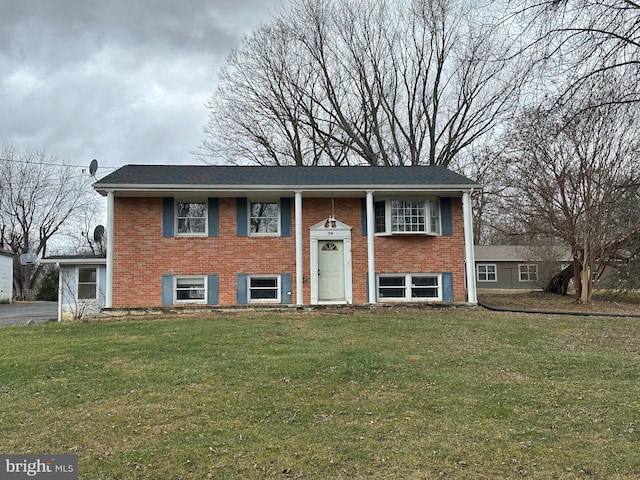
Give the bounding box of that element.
[77,267,97,300]
[519,264,538,282]
[250,202,280,235]
[477,264,497,282]
[177,202,206,235]
[375,199,441,235]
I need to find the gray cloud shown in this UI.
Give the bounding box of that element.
[1,0,280,171]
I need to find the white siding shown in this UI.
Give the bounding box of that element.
[0,254,13,303]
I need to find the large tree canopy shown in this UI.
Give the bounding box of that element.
[202,0,524,167]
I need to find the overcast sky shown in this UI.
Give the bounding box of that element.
[1,0,282,176]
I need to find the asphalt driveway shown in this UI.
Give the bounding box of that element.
[0,302,58,327]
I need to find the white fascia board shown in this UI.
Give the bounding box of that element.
[40,258,107,265]
[94,183,481,196]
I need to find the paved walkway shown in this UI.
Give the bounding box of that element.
[0,302,58,326]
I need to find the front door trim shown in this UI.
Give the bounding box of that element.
[310,219,352,305]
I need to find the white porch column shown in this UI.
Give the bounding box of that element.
[366,191,376,303]
[106,191,114,308]
[462,191,477,304]
[294,191,304,305]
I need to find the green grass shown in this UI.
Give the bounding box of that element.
[1,309,639,479]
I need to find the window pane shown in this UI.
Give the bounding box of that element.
[78,268,97,300]
[391,200,425,232]
[178,202,206,217]
[379,276,406,298]
[250,289,278,300]
[177,202,206,234]
[379,288,405,298]
[78,268,96,283]
[78,284,96,300]
[429,200,440,234]
[411,276,439,299]
[177,278,204,289]
[178,218,206,233]
[249,276,279,301]
[412,276,438,287]
[250,202,279,234]
[374,201,386,233]
[379,276,405,287]
[250,278,278,288]
[176,278,205,301]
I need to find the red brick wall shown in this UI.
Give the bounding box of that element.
[111,196,467,307]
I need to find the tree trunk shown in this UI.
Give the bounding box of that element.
[544,263,576,295]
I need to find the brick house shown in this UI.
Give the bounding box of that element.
[89,165,479,310]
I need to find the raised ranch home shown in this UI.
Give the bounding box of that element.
[89,165,479,312]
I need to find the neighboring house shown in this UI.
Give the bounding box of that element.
[474,245,571,290]
[40,255,107,321]
[77,165,480,312]
[0,249,14,303]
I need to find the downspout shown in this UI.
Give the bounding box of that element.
[463,190,477,304]
[56,262,62,322]
[366,191,376,304]
[106,191,114,308]
[295,191,303,305]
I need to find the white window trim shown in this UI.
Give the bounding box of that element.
[374,198,441,236]
[477,264,497,282]
[248,200,281,237]
[247,274,281,303]
[518,264,539,282]
[76,266,99,302]
[174,275,207,304]
[377,273,442,302]
[175,200,208,237]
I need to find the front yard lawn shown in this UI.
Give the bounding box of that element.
[1,309,639,479]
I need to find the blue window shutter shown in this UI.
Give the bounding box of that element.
[162,197,174,237]
[281,273,292,304]
[441,198,452,236]
[237,274,248,304]
[361,198,367,236]
[208,198,219,237]
[442,272,453,302]
[161,274,173,305]
[237,198,248,237]
[207,274,219,304]
[280,198,292,237]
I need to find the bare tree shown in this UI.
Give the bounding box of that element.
[452,145,513,244]
[0,146,98,299]
[201,0,525,167]
[503,99,640,303]
[509,0,640,107]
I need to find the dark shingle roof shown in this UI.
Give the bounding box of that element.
[93,165,480,195]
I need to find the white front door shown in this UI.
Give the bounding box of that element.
[318,240,345,300]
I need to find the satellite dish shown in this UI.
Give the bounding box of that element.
[89,159,98,177]
[93,225,105,243]
[19,253,38,265]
